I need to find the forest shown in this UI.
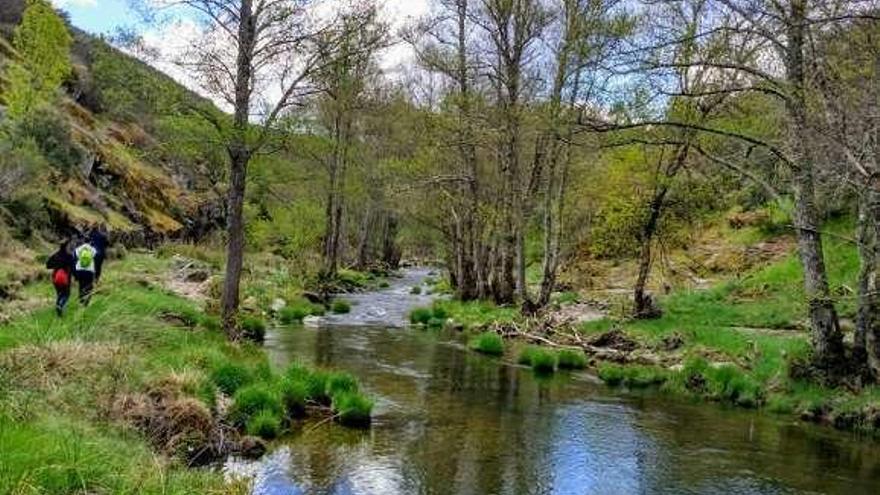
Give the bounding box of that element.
[2,0,880,493]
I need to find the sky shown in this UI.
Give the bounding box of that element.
[51,0,430,107]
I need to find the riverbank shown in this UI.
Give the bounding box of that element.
[413,221,880,437]
[0,250,374,493]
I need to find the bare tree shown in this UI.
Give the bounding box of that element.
[148,0,346,338]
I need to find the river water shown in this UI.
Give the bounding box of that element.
[226,269,880,495]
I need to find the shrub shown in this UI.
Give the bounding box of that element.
[410,307,432,325]
[210,363,252,395]
[427,317,446,328]
[246,410,282,439]
[241,317,266,342]
[332,392,373,427]
[229,384,282,426]
[331,300,352,314]
[277,378,308,417]
[529,349,557,374]
[378,281,390,288]
[410,286,422,295]
[557,349,587,370]
[469,332,504,356]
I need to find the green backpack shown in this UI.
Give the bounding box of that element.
[78,245,95,269]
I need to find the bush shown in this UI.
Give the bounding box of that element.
[241,317,266,342]
[410,286,422,295]
[277,378,308,417]
[331,300,352,314]
[210,363,252,395]
[229,384,282,426]
[378,281,390,288]
[427,317,446,328]
[246,410,282,439]
[557,349,588,370]
[469,332,504,356]
[332,392,373,427]
[410,307,432,325]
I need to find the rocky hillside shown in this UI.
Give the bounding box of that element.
[0,3,225,247]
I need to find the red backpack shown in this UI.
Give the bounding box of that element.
[52,268,70,288]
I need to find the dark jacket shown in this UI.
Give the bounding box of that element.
[46,248,75,272]
[89,230,109,258]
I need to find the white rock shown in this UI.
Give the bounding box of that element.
[270,298,286,313]
[303,316,322,328]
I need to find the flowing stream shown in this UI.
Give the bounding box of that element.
[226,269,880,495]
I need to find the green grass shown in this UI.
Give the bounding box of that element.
[410,285,422,295]
[210,362,253,395]
[331,299,352,314]
[557,349,588,369]
[0,252,371,492]
[332,391,374,427]
[518,346,557,373]
[598,364,668,387]
[241,316,267,341]
[431,299,518,329]
[469,332,504,356]
[246,409,283,439]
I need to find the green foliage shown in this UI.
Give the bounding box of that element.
[331,299,352,314]
[410,285,422,295]
[409,307,432,325]
[529,349,557,374]
[469,332,504,356]
[199,315,222,332]
[276,378,308,417]
[431,299,518,329]
[12,105,84,171]
[557,349,588,370]
[326,371,359,396]
[598,364,668,387]
[332,391,373,427]
[229,384,283,427]
[210,363,252,396]
[241,317,266,342]
[245,410,283,439]
[4,0,72,118]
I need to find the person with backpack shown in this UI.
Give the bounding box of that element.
[88,226,109,283]
[74,238,98,306]
[46,240,75,316]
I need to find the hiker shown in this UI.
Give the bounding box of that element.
[74,236,98,306]
[46,240,75,316]
[88,226,109,283]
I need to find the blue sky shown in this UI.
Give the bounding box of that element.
[54,0,140,35]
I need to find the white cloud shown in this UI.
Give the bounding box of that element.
[52,0,98,8]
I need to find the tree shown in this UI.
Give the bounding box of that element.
[310,2,387,279]
[3,0,71,118]
[153,0,353,338]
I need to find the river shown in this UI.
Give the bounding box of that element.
[225,269,880,495]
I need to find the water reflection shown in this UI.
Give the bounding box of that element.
[237,322,880,495]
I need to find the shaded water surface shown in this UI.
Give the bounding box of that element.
[228,270,880,495]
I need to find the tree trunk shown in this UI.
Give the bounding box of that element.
[785,1,845,376]
[221,149,249,339]
[633,185,668,318]
[860,187,880,380]
[855,192,872,370]
[221,0,255,338]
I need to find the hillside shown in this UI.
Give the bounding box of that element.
[0,6,223,245]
